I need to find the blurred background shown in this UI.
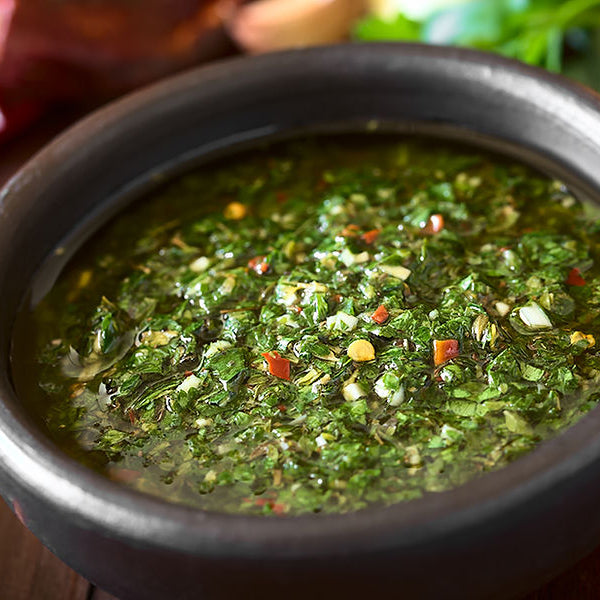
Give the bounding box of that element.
[0,0,599,144]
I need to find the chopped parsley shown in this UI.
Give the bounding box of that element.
[14,137,600,516]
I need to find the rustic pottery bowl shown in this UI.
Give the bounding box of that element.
[1,44,600,600]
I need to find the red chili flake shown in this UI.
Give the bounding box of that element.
[271,503,286,515]
[422,213,445,234]
[341,224,360,237]
[433,339,460,366]
[248,256,269,275]
[332,294,343,303]
[277,404,287,412]
[276,191,288,204]
[292,305,303,314]
[566,267,586,286]
[127,408,137,425]
[251,498,285,514]
[361,228,381,244]
[184,370,194,377]
[261,351,291,380]
[371,304,390,324]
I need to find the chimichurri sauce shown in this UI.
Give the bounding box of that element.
[13,137,600,515]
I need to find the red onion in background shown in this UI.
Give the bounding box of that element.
[0,0,241,142]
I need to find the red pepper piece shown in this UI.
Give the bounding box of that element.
[361,228,381,244]
[261,351,290,380]
[253,498,286,515]
[341,224,360,237]
[566,267,586,286]
[422,214,445,234]
[271,503,286,515]
[371,304,389,324]
[248,255,269,275]
[433,339,459,366]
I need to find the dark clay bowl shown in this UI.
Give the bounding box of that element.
[2,44,600,600]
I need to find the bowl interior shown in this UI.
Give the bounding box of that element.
[1,44,600,557]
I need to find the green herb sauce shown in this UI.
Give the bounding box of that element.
[14,137,600,515]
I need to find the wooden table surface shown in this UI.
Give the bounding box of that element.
[2,112,600,600]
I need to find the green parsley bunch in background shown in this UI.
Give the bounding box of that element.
[355,0,600,89]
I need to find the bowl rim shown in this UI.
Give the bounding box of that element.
[2,42,600,558]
